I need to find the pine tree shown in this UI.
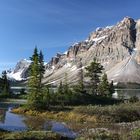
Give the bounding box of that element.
[109,81,115,97]
[27,47,41,109]
[39,51,45,89]
[98,73,110,96]
[57,81,63,94]
[1,71,10,96]
[85,58,104,95]
[57,81,64,108]
[27,47,46,109]
[63,73,73,104]
[63,73,69,94]
[42,85,51,109]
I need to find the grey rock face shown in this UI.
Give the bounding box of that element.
[43,17,140,85]
[8,17,140,85]
[135,19,140,63]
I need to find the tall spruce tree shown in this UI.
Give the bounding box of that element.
[63,73,73,104]
[85,58,104,95]
[109,81,115,97]
[1,71,10,96]
[63,73,69,94]
[42,85,51,109]
[57,81,64,108]
[98,73,110,96]
[28,47,43,109]
[39,51,45,89]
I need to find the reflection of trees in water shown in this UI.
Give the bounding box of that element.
[116,89,140,99]
[0,109,7,123]
[24,116,52,131]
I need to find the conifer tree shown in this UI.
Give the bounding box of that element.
[63,73,69,94]
[1,71,10,96]
[109,81,115,97]
[57,81,64,108]
[85,58,104,95]
[39,51,45,89]
[57,81,63,95]
[42,85,51,109]
[98,73,110,96]
[28,47,41,109]
[63,73,73,104]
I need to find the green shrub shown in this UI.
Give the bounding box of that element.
[131,128,140,140]
[74,102,140,122]
[129,96,139,103]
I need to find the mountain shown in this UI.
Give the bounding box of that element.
[7,59,31,81]
[8,17,140,86]
[43,17,139,86]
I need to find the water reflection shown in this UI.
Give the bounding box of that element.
[0,103,77,138]
[113,89,140,99]
[24,116,77,138]
[0,108,6,123]
[0,105,26,131]
[24,116,46,130]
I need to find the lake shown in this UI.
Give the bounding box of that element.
[0,103,77,138]
[113,89,140,99]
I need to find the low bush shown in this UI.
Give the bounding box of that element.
[74,102,140,122]
[131,128,140,140]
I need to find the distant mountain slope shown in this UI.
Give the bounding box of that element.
[107,49,140,84]
[8,17,140,86]
[7,59,31,81]
[43,17,140,85]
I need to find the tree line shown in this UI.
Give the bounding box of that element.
[0,47,115,109]
[27,47,115,110]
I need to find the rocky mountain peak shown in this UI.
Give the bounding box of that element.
[13,59,31,73]
[120,16,135,24]
[7,59,31,81]
[8,17,140,86]
[43,17,140,85]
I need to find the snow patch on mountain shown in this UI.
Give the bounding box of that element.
[8,71,25,81]
[7,59,31,81]
[63,51,68,55]
[91,35,107,42]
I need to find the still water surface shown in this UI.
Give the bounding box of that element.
[113,89,140,99]
[0,103,77,138]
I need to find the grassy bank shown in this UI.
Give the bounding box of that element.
[12,102,140,123]
[0,130,68,140]
[73,102,140,123]
[12,107,97,123]
[11,102,140,140]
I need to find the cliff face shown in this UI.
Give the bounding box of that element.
[43,17,140,85]
[8,17,140,85]
[135,19,140,63]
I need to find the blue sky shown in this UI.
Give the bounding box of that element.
[0,0,140,71]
